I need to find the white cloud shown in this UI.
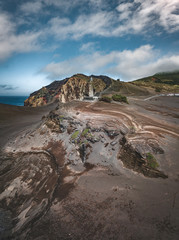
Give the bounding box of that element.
[108,48,179,80]
[10,0,179,48]
[116,2,133,12]
[114,0,179,35]
[19,0,83,14]
[1,0,179,62]
[43,0,79,9]
[48,11,113,39]
[43,0,107,11]
[89,0,107,9]
[0,13,14,37]
[42,51,114,79]
[19,0,93,17]
[0,12,41,61]
[42,45,179,80]
[80,42,98,52]
[44,0,179,40]
[20,1,43,15]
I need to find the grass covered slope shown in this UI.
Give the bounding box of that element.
[103,80,151,96]
[132,71,179,93]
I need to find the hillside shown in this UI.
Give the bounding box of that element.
[24,71,179,107]
[24,74,151,107]
[132,71,179,92]
[103,81,150,96]
[24,74,113,107]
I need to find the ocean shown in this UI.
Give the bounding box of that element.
[0,96,28,106]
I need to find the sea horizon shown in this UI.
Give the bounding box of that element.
[0,96,28,106]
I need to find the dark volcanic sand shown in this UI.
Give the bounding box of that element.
[0,102,57,148]
[0,97,179,240]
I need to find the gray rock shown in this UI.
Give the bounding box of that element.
[110,141,117,146]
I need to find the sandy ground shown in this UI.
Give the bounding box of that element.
[0,102,58,148]
[0,97,179,240]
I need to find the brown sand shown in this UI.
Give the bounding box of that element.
[0,102,57,147]
[0,97,179,240]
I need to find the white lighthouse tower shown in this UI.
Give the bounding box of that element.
[89,77,94,97]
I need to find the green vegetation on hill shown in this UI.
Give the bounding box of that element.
[146,153,159,169]
[99,96,112,103]
[99,94,128,104]
[154,71,179,85]
[132,71,179,93]
[104,80,150,96]
[107,80,122,92]
[71,130,80,140]
[112,94,128,103]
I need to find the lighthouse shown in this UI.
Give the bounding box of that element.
[89,77,94,97]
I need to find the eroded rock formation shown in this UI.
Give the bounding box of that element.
[24,74,112,107]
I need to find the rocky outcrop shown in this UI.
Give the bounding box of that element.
[59,76,89,103]
[119,137,167,178]
[24,74,113,107]
[24,79,68,107]
[5,101,167,180]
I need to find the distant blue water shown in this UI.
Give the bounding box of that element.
[0,96,28,106]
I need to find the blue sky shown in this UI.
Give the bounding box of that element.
[0,0,179,96]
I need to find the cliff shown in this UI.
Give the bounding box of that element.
[24,74,113,107]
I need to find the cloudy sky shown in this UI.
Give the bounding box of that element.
[0,0,179,95]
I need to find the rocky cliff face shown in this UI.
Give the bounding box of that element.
[24,74,113,107]
[59,76,89,103]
